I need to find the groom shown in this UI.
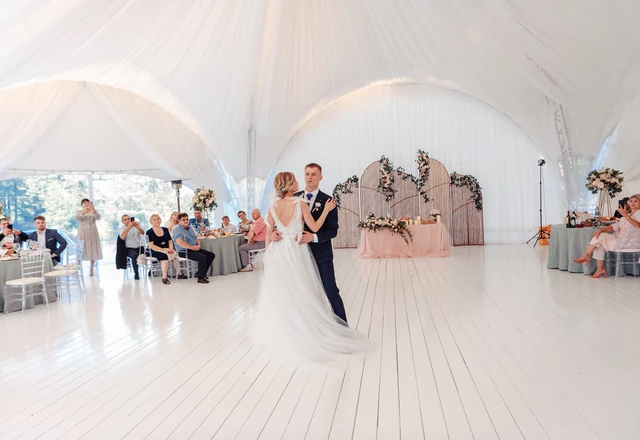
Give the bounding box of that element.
[272,163,348,325]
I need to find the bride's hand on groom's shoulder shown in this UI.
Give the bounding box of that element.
[324,198,337,212]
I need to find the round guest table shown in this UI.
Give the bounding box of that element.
[357,224,453,259]
[198,234,245,276]
[547,224,640,276]
[0,255,56,313]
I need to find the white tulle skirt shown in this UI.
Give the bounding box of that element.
[248,236,371,368]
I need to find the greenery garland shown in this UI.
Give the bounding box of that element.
[357,213,413,245]
[415,150,430,203]
[378,156,397,201]
[332,175,359,208]
[450,172,483,211]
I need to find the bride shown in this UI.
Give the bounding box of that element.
[248,172,371,367]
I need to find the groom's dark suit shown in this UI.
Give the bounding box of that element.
[295,189,347,324]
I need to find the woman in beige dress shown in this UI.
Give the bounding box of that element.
[74,198,103,276]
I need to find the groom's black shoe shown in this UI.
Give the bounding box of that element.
[197,278,209,284]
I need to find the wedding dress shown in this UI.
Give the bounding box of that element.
[248,197,371,368]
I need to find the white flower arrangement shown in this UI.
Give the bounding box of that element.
[430,208,441,218]
[357,213,413,244]
[191,187,218,211]
[586,168,623,198]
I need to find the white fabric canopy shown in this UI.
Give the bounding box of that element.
[1,1,639,241]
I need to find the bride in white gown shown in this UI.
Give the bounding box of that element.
[248,172,371,367]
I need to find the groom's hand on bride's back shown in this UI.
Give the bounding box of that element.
[271,230,282,242]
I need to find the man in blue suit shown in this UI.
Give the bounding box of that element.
[188,209,210,232]
[28,215,67,265]
[272,163,347,325]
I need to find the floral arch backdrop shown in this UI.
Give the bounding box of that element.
[333,152,484,248]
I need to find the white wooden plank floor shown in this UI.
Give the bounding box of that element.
[1,245,640,440]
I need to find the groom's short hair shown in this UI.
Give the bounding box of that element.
[305,163,322,174]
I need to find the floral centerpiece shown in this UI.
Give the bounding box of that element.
[585,168,623,217]
[430,208,440,218]
[357,213,413,244]
[191,187,217,228]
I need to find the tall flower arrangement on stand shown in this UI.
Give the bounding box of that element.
[191,187,218,226]
[585,168,623,217]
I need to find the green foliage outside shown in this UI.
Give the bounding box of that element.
[0,174,194,241]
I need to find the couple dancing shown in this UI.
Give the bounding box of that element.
[249,163,370,367]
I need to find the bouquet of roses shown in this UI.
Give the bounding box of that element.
[357,213,413,244]
[191,187,218,211]
[586,168,623,198]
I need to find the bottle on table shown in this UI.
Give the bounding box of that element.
[570,211,577,228]
[565,210,571,228]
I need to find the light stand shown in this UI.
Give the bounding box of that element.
[527,159,550,248]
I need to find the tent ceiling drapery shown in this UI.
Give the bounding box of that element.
[1,0,640,208]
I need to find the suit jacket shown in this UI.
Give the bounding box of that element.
[295,190,339,263]
[27,229,67,263]
[188,218,209,230]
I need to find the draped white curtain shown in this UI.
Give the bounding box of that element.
[268,84,564,243]
[0,82,79,165]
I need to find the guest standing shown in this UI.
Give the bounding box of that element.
[238,209,266,272]
[74,198,102,276]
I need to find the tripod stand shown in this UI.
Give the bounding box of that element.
[527,160,550,248]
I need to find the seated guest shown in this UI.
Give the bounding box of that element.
[574,193,640,278]
[0,218,28,248]
[174,213,215,284]
[238,209,266,272]
[27,215,67,265]
[164,211,180,235]
[116,214,144,279]
[614,197,630,219]
[220,216,237,234]
[188,209,209,232]
[237,210,253,234]
[146,214,177,285]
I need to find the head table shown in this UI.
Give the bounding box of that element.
[356,224,453,259]
[0,255,56,313]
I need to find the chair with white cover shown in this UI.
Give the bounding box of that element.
[54,239,85,277]
[44,258,84,299]
[142,235,161,282]
[3,250,49,316]
[248,248,266,269]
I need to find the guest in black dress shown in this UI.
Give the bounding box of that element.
[146,214,176,285]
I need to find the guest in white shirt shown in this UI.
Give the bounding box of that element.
[220,216,237,234]
[27,215,68,265]
[119,215,144,279]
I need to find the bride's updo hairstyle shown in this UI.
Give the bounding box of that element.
[274,172,297,198]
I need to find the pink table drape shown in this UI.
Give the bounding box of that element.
[356,224,453,258]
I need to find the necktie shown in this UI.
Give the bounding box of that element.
[306,193,313,203]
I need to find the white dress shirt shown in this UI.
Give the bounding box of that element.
[37,230,46,249]
[303,189,320,243]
